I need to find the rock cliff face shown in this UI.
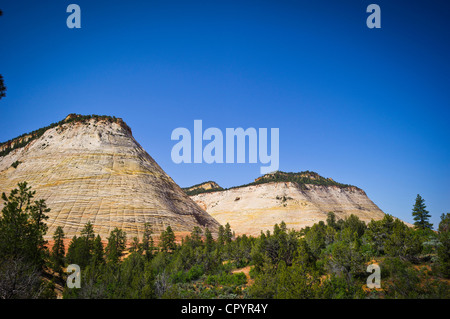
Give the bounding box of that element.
[190,174,386,236]
[0,115,220,239]
[183,181,223,196]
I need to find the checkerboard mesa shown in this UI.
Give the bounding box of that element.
[188,171,387,236]
[0,114,220,240]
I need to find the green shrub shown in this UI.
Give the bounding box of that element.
[11,160,21,168]
[187,264,204,281]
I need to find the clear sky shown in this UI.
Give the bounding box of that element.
[0,1,449,227]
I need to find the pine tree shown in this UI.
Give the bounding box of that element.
[204,227,214,253]
[412,194,433,230]
[51,226,65,277]
[79,221,95,265]
[141,223,155,259]
[190,226,203,249]
[224,223,233,244]
[91,235,104,265]
[105,227,127,264]
[217,225,225,247]
[130,237,140,253]
[0,75,6,99]
[0,183,51,299]
[65,222,98,268]
[159,226,176,252]
[326,212,337,229]
[29,199,50,265]
[81,221,95,243]
[66,236,78,265]
[0,182,49,266]
[437,213,450,278]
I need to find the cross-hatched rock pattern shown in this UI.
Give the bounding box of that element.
[191,182,386,236]
[0,117,220,239]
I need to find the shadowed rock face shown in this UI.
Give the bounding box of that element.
[183,181,223,196]
[190,181,386,236]
[0,116,220,239]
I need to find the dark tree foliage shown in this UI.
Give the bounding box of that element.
[0,74,5,100]
[0,183,54,298]
[91,234,105,265]
[141,223,155,260]
[105,227,127,264]
[364,214,395,256]
[412,194,433,230]
[0,257,43,299]
[159,226,176,252]
[437,213,450,278]
[326,212,337,229]
[0,182,49,267]
[59,214,449,299]
[66,222,96,268]
[51,226,65,277]
[204,227,214,253]
[11,160,21,168]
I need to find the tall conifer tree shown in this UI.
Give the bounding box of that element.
[412,194,433,230]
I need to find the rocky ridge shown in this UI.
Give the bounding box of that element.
[183,181,223,196]
[189,172,386,236]
[0,114,220,240]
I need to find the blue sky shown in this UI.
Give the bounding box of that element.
[0,1,449,227]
